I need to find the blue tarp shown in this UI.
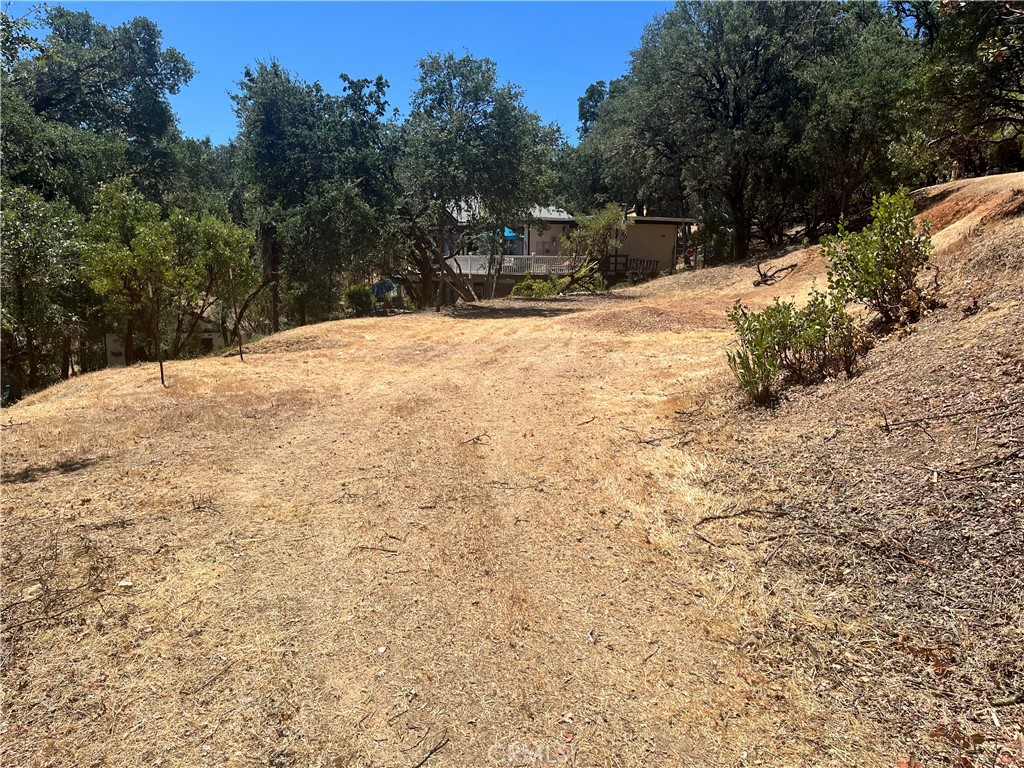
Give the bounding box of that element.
[503,227,520,240]
[371,278,397,298]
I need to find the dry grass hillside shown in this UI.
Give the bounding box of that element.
[2,173,1022,768]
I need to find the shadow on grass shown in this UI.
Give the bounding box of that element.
[6,455,108,484]
[443,292,638,321]
[912,182,964,212]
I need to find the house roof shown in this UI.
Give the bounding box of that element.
[627,214,696,225]
[452,204,695,227]
[452,201,574,226]
[533,205,574,222]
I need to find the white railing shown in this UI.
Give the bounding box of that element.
[450,254,577,277]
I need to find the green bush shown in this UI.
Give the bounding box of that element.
[344,283,374,317]
[579,272,607,293]
[510,275,562,298]
[822,190,934,326]
[510,271,607,298]
[726,291,867,406]
[785,291,867,382]
[726,300,788,406]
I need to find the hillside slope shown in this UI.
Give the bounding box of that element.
[2,173,1022,767]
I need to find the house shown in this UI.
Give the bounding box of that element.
[607,211,696,278]
[450,205,695,297]
[518,206,575,258]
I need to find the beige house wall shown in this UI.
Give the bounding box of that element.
[524,221,572,256]
[620,222,678,270]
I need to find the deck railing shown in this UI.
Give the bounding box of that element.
[445,254,662,279]
[450,254,577,277]
[628,258,661,276]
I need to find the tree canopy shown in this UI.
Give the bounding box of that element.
[395,52,559,303]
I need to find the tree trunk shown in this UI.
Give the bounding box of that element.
[61,339,71,380]
[14,282,39,390]
[731,201,751,262]
[418,255,433,309]
[153,290,165,387]
[404,278,422,310]
[230,276,273,345]
[408,221,477,304]
[436,257,478,303]
[728,162,752,262]
[2,328,26,402]
[124,317,134,366]
[270,280,280,333]
[259,223,282,333]
[732,223,750,262]
[25,328,39,391]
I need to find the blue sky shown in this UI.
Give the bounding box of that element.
[26,2,673,145]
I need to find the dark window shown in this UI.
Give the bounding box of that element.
[607,255,628,274]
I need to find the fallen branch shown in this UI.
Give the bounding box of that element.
[488,479,545,491]
[883,403,1012,431]
[694,506,788,528]
[898,550,936,570]
[2,597,97,633]
[620,426,687,446]
[992,692,1024,707]
[181,662,234,696]
[642,643,661,664]
[411,729,449,768]
[912,448,1023,481]
[692,530,721,548]
[753,262,797,287]
[350,545,400,556]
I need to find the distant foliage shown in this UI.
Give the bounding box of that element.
[510,276,562,298]
[344,284,374,317]
[554,204,627,293]
[564,1,920,261]
[903,0,1024,175]
[822,190,934,326]
[726,292,867,406]
[0,186,85,403]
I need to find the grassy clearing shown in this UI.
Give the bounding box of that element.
[2,173,1023,767]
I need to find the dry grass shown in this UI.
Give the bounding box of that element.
[2,173,1023,768]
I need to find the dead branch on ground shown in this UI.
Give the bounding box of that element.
[753,262,797,287]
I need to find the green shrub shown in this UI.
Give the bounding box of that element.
[726,300,789,406]
[575,272,607,293]
[510,275,561,298]
[785,291,868,382]
[726,291,867,406]
[822,190,934,326]
[344,283,374,317]
[510,271,606,298]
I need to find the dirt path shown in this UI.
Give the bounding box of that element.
[2,262,888,767]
